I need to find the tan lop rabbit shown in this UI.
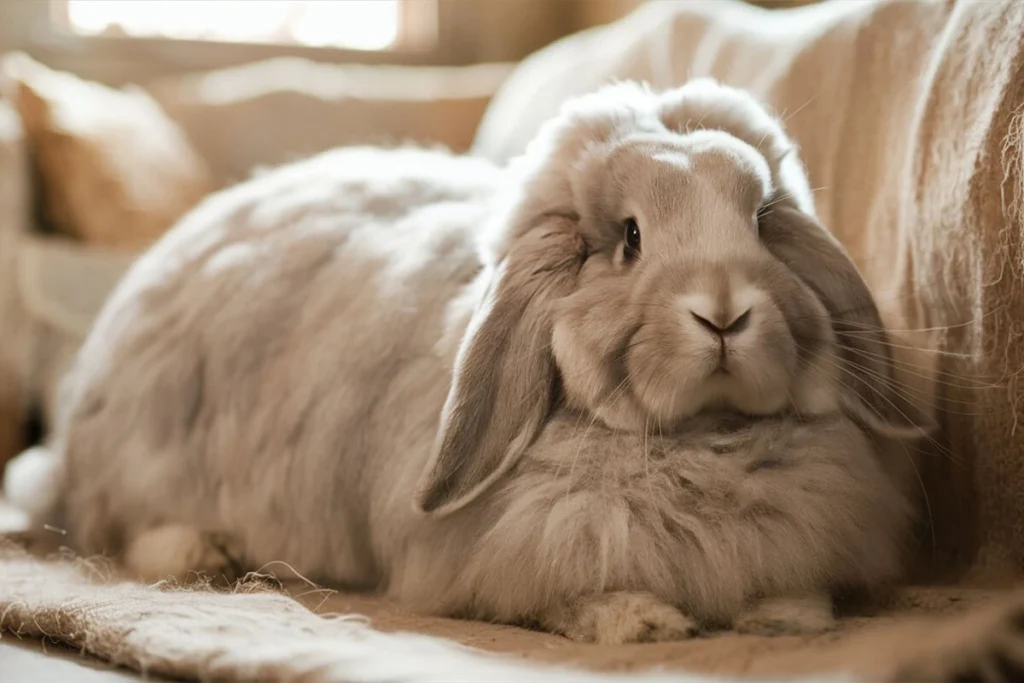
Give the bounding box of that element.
[6,79,929,644]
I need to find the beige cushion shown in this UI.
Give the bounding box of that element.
[147,57,513,185]
[1,52,215,250]
[472,3,671,163]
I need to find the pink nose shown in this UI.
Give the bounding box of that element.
[690,308,751,337]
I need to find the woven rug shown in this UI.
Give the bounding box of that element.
[4,539,1024,682]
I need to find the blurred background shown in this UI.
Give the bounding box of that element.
[0,0,818,474]
[0,0,813,79]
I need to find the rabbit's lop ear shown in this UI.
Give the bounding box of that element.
[759,198,935,438]
[413,221,586,516]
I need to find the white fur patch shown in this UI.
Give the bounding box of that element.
[3,446,59,519]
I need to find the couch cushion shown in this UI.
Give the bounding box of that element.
[1,52,215,250]
[147,58,514,185]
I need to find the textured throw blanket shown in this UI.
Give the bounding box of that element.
[4,0,1024,680]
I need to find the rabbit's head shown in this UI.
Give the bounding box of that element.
[415,79,930,516]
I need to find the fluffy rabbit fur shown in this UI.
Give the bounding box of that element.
[9,79,926,644]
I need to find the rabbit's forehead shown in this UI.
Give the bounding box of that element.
[610,133,772,220]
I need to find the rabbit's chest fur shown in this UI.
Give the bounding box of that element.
[56,148,504,583]
[391,413,911,626]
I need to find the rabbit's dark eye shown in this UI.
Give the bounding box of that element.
[623,217,641,260]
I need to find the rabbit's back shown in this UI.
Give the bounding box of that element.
[54,147,501,583]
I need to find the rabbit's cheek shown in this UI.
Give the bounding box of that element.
[623,324,715,423]
[789,348,843,416]
[719,353,794,415]
[761,282,843,416]
[724,308,801,410]
[552,312,648,431]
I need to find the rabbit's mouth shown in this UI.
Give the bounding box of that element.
[613,282,790,417]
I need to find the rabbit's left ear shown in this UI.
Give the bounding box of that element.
[758,198,935,437]
[413,220,586,516]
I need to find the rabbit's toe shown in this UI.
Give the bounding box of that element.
[888,601,1024,683]
[124,524,245,586]
[562,591,700,644]
[734,593,835,636]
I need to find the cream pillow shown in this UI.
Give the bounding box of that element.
[1,52,215,250]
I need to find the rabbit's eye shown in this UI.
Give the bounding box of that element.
[623,217,641,260]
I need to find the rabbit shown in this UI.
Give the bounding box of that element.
[6,78,928,644]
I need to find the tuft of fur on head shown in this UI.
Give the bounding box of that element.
[485,79,815,260]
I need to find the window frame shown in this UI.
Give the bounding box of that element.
[6,0,456,86]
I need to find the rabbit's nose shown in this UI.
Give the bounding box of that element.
[690,307,752,337]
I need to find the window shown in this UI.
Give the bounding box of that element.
[54,0,436,53]
[1,0,569,85]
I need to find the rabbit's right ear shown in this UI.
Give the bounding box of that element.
[413,220,586,517]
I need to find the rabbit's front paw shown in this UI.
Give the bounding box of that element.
[734,593,836,636]
[888,599,1024,682]
[124,524,245,586]
[558,591,699,644]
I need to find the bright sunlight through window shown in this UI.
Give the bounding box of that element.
[64,0,402,51]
